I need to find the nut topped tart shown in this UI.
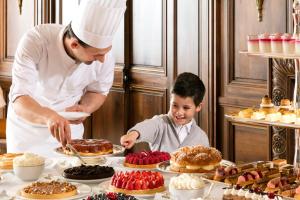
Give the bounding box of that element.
[64,139,113,156]
[124,150,170,169]
[21,181,77,199]
[110,171,165,195]
[170,145,222,173]
[63,165,114,180]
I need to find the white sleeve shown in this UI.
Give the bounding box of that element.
[86,51,115,95]
[9,30,43,102]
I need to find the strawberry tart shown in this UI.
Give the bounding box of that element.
[110,171,165,195]
[124,150,170,169]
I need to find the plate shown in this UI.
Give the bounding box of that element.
[156,159,235,174]
[54,144,125,157]
[63,176,112,184]
[11,182,91,200]
[58,111,90,120]
[98,180,166,198]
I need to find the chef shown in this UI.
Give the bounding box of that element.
[6,0,127,157]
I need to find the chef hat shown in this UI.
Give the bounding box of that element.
[71,0,126,49]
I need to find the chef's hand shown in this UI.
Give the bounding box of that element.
[65,104,90,124]
[47,114,71,147]
[120,131,140,149]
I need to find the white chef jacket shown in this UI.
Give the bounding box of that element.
[6,24,115,157]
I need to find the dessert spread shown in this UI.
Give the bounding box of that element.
[110,171,165,195]
[0,153,23,170]
[21,181,77,199]
[63,164,114,180]
[170,145,222,173]
[64,139,113,156]
[124,150,170,168]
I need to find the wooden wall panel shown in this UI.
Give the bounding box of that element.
[218,0,291,162]
[234,125,270,163]
[92,87,126,144]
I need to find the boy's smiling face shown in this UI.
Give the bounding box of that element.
[169,94,202,126]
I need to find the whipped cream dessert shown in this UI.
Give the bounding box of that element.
[13,153,45,167]
[169,173,205,190]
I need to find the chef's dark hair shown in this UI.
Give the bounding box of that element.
[64,23,91,48]
[171,72,206,106]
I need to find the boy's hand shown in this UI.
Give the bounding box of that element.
[120,131,140,149]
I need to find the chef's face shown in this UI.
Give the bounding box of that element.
[71,40,112,65]
[169,94,201,126]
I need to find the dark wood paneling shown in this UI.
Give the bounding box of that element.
[234,125,270,163]
[217,0,292,162]
[92,87,126,145]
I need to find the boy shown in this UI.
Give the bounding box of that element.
[120,72,209,152]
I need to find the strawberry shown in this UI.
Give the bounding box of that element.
[141,180,148,189]
[143,157,149,165]
[138,158,143,165]
[134,180,142,190]
[121,180,127,189]
[116,179,123,188]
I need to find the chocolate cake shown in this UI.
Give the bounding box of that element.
[84,192,138,200]
[63,165,114,180]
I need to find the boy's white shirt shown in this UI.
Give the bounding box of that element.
[173,120,193,144]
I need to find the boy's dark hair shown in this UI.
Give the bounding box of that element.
[172,72,205,106]
[64,23,91,48]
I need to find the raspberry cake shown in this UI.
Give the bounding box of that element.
[21,181,77,199]
[170,145,222,173]
[124,151,170,169]
[110,171,165,195]
[64,139,113,156]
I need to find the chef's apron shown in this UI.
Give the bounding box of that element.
[6,104,83,158]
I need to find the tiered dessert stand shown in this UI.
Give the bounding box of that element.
[226,0,300,175]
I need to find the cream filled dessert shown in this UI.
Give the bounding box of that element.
[169,173,205,190]
[247,35,259,53]
[259,33,271,53]
[282,33,295,54]
[170,145,222,173]
[13,153,44,167]
[238,108,254,118]
[270,33,282,53]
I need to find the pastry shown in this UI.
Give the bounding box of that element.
[265,112,282,122]
[238,108,254,118]
[280,111,296,123]
[21,181,77,199]
[64,139,113,156]
[278,99,291,114]
[259,95,276,114]
[170,145,222,173]
[110,171,165,195]
[63,165,114,180]
[124,150,170,169]
[0,153,23,170]
[251,111,266,120]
